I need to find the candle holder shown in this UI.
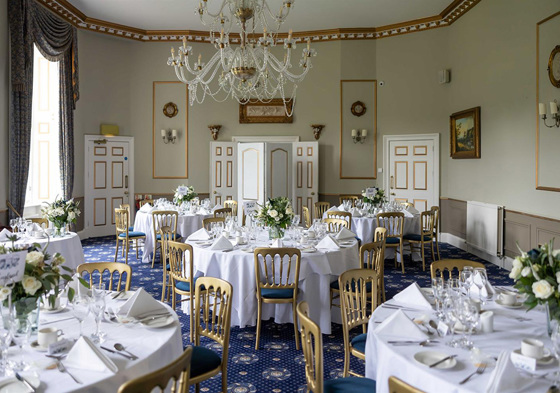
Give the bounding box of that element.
[208,125,221,140]
[351,129,367,144]
[539,100,560,128]
[161,129,177,144]
[311,124,324,140]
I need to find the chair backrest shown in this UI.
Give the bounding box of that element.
[223,200,238,216]
[419,210,435,236]
[297,301,323,393]
[254,248,301,294]
[114,208,129,235]
[325,211,352,230]
[214,207,232,218]
[339,195,359,207]
[77,262,131,291]
[430,205,440,233]
[430,259,486,280]
[194,277,233,355]
[314,202,330,220]
[302,206,311,228]
[152,211,179,240]
[360,240,385,271]
[120,204,131,226]
[139,199,154,208]
[202,217,225,231]
[29,217,48,228]
[339,268,378,333]
[388,376,425,393]
[118,346,193,393]
[376,212,405,238]
[400,202,413,209]
[323,217,349,232]
[374,227,387,243]
[166,241,194,285]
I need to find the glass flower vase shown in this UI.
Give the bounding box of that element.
[268,226,284,240]
[12,297,40,332]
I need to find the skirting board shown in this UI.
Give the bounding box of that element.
[440,232,514,271]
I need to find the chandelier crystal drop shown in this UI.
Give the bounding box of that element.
[167,0,317,116]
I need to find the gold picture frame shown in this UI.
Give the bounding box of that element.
[239,99,293,123]
[450,106,481,159]
[163,102,178,118]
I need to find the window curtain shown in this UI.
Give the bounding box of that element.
[8,0,79,218]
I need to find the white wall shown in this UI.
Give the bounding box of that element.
[0,0,9,217]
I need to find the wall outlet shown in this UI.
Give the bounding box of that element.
[378,168,383,173]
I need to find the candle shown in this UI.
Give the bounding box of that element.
[198,54,202,64]
[221,28,224,40]
[361,129,368,137]
[170,47,174,57]
[161,129,166,137]
[288,29,292,41]
[550,101,558,114]
[183,37,187,49]
[263,27,267,39]
[351,129,357,137]
[307,39,310,51]
[171,129,178,137]
[539,103,546,115]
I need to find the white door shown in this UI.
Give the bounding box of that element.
[210,142,237,206]
[85,135,134,237]
[266,143,292,199]
[292,142,319,219]
[237,143,266,209]
[384,134,439,212]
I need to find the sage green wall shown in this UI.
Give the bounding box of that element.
[1,0,9,218]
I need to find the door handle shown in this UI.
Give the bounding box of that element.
[125,175,128,188]
[311,192,315,196]
[124,191,129,196]
[213,191,217,194]
[390,176,394,189]
[390,192,396,196]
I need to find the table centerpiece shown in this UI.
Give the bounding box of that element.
[41,197,80,237]
[256,197,294,239]
[362,187,387,207]
[173,185,197,205]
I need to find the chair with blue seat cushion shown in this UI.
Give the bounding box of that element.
[388,376,425,393]
[114,208,146,265]
[190,277,233,393]
[403,210,435,272]
[151,210,179,268]
[159,226,184,303]
[254,247,301,350]
[377,212,405,273]
[119,203,135,232]
[297,301,377,392]
[339,268,378,377]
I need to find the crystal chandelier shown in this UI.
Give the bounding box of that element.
[167,0,317,116]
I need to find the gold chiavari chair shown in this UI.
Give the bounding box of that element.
[223,200,238,216]
[77,262,131,291]
[430,259,485,280]
[118,346,193,393]
[166,240,197,342]
[29,217,48,228]
[190,277,232,393]
[377,212,405,273]
[400,201,414,209]
[339,195,359,207]
[254,247,301,350]
[214,207,232,219]
[361,239,386,303]
[120,203,135,232]
[159,225,180,302]
[326,211,352,230]
[314,202,330,220]
[297,301,377,393]
[388,376,425,393]
[403,210,435,271]
[114,208,146,264]
[374,226,387,243]
[339,268,378,377]
[430,205,441,260]
[323,217,349,233]
[138,199,154,208]
[151,210,181,268]
[202,217,225,231]
[302,206,312,228]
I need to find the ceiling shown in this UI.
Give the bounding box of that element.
[66,0,456,32]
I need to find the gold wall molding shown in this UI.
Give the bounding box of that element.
[37,0,481,43]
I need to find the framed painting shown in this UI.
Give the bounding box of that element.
[450,106,481,159]
[239,99,293,124]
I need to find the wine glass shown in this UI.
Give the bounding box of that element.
[431,277,445,318]
[455,298,480,349]
[90,288,106,343]
[460,268,473,298]
[292,215,300,227]
[473,268,489,303]
[443,291,460,348]
[9,219,17,233]
[11,316,31,371]
[70,295,90,338]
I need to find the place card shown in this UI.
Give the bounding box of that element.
[510,351,537,372]
[0,251,26,285]
[243,201,257,214]
[177,186,187,195]
[365,187,376,198]
[48,338,73,355]
[437,321,450,336]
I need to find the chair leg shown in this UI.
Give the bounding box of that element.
[152,243,157,268]
[135,239,140,259]
[222,364,227,393]
[400,242,404,274]
[343,348,350,377]
[114,239,120,262]
[421,242,426,271]
[292,300,300,350]
[125,240,129,264]
[436,237,441,260]
[161,268,167,302]
[255,299,262,350]
[195,383,200,393]
[431,239,436,262]
[189,296,194,343]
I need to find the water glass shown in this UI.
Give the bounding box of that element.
[70,296,90,338]
[11,317,31,371]
[90,288,106,343]
[431,278,445,317]
[460,269,473,297]
[473,268,489,303]
[292,215,300,227]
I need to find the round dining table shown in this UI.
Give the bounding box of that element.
[184,236,360,334]
[365,289,553,393]
[0,292,184,392]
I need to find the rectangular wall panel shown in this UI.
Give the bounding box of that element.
[215,161,222,188]
[413,199,427,212]
[395,161,408,189]
[94,147,106,156]
[413,161,427,190]
[112,162,123,188]
[94,161,106,189]
[307,162,313,188]
[112,147,124,156]
[226,161,233,188]
[94,198,106,226]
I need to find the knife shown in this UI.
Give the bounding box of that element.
[112,289,125,299]
[100,346,134,360]
[429,354,457,368]
[15,372,36,392]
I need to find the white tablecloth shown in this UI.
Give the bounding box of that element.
[365,292,552,393]
[0,292,183,392]
[134,211,212,263]
[185,238,360,334]
[2,232,85,270]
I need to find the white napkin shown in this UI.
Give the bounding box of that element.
[209,235,233,251]
[316,235,340,250]
[403,209,414,218]
[271,238,283,248]
[118,288,168,318]
[406,206,420,215]
[212,204,223,212]
[187,228,212,241]
[350,207,362,217]
[470,274,495,298]
[326,206,340,213]
[139,203,154,213]
[374,310,428,340]
[335,227,356,241]
[67,274,90,297]
[0,228,12,242]
[31,223,43,231]
[338,204,346,211]
[393,282,433,310]
[65,336,118,373]
[486,350,535,393]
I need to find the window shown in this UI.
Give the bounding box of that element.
[24,45,62,215]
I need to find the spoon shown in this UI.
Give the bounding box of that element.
[429,320,441,336]
[114,343,138,360]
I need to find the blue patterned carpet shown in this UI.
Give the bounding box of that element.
[82,236,513,392]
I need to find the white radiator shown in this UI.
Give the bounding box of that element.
[466,201,504,257]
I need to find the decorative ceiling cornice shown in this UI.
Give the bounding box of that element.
[38,0,482,43]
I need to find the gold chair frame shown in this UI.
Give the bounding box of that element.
[223,200,238,216]
[29,217,48,228]
[325,211,352,230]
[405,210,435,272]
[377,212,405,273]
[400,202,414,209]
[323,217,349,233]
[361,240,386,303]
[202,217,225,231]
[151,210,179,268]
[114,208,145,264]
[374,227,387,243]
[430,259,485,280]
[254,247,301,350]
[77,262,131,291]
[314,202,330,220]
[338,195,359,207]
[139,199,154,208]
[214,208,232,218]
[388,376,425,393]
[430,206,441,260]
[302,206,312,228]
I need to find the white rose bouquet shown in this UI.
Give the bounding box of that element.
[41,197,80,229]
[362,187,387,206]
[173,185,197,205]
[256,197,295,237]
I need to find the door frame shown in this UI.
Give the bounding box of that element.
[382,133,439,206]
[84,135,135,239]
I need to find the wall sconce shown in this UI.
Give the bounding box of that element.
[208,125,221,140]
[311,124,324,140]
[352,129,367,144]
[539,100,559,128]
[161,129,177,144]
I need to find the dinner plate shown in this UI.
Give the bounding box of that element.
[338,240,355,245]
[0,375,40,392]
[414,351,457,370]
[241,248,255,253]
[140,315,175,328]
[40,304,67,314]
[513,348,554,365]
[495,298,524,309]
[301,247,317,253]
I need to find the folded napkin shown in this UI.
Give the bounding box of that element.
[406,206,420,215]
[212,204,223,212]
[486,350,535,393]
[0,228,12,242]
[350,207,362,217]
[271,238,283,248]
[187,228,212,241]
[209,235,234,251]
[403,209,414,218]
[470,274,495,298]
[326,206,340,213]
[338,204,346,211]
[335,227,356,241]
[65,336,118,373]
[67,274,90,297]
[316,235,340,250]
[393,282,433,310]
[31,223,43,231]
[375,310,428,340]
[118,288,167,318]
[139,203,154,213]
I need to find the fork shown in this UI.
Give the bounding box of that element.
[46,354,83,384]
[459,364,486,384]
